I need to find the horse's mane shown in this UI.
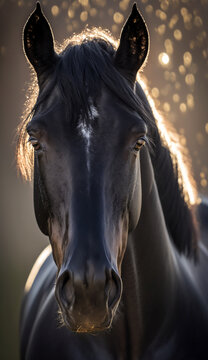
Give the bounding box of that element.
[16,28,198,258]
[135,81,198,258]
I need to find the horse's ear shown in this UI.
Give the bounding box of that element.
[23,2,58,82]
[114,3,149,83]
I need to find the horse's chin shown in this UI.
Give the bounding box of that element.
[67,323,112,334]
[61,311,113,333]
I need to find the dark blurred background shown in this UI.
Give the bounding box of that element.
[0,0,208,358]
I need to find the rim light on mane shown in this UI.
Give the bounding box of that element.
[138,75,198,206]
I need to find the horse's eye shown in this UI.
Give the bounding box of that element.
[28,136,41,151]
[133,138,146,152]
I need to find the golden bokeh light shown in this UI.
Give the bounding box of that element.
[89,8,97,17]
[181,7,193,30]
[179,65,186,75]
[201,179,207,187]
[113,12,124,24]
[156,24,166,36]
[160,0,169,11]
[158,52,170,66]
[179,103,187,113]
[79,0,89,6]
[119,0,130,12]
[173,93,180,103]
[51,5,59,16]
[17,0,23,6]
[164,39,173,54]
[180,7,188,17]
[80,11,88,22]
[174,29,182,40]
[183,51,192,67]
[151,87,160,98]
[187,94,194,109]
[156,9,167,21]
[180,136,187,146]
[68,9,75,18]
[169,14,179,29]
[145,5,153,14]
[163,102,171,112]
[202,50,207,59]
[185,73,195,86]
[71,1,80,9]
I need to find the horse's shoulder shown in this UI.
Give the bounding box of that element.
[22,245,56,316]
[24,245,53,292]
[20,245,57,358]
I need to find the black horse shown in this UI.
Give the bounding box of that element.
[18,3,208,359]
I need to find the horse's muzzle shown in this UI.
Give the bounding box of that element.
[55,263,122,332]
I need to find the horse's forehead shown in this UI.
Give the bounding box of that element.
[78,102,98,134]
[37,84,127,133]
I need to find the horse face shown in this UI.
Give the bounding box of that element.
[24,3,149,332]
[27,85,147,332]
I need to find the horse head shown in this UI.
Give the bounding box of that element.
[23,3,150,333]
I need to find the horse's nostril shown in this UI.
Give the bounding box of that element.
[56,270,74,310]
[106,269,122,309]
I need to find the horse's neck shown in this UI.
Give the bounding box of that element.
[118,149,180,358]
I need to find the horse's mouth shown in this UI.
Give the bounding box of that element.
[68,322,112,333]
[60,309,113,333]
